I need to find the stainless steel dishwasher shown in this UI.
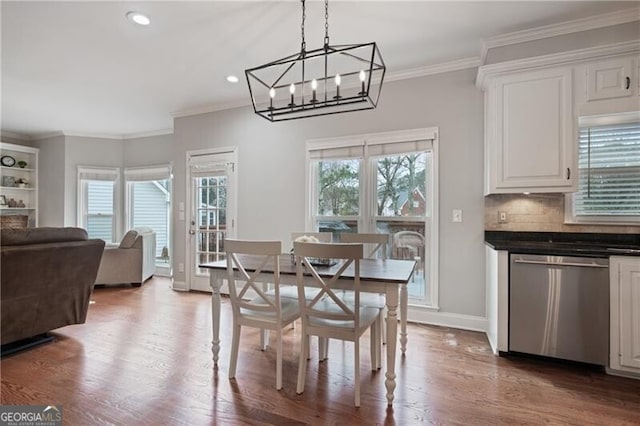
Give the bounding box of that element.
[509,254,609,365]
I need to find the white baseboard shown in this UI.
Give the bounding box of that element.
[172,280,189,291]
[407,306,489,333]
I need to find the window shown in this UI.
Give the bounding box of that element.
[125,165,173,274]
[568,115,640,224]
[78,167,119,242]
[307,128,439,307]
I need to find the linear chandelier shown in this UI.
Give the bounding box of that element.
[245,0,385,122]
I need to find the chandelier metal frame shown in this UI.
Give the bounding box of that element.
[244,0,385,122]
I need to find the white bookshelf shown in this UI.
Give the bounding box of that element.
[0,142,39,227]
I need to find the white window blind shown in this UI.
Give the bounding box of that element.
[574,122,640,217]
[189,154,232,177]
[124,164,172,182]
[78,166,119,181]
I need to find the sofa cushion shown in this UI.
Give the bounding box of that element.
[1,227,88,246]
[119,230,139,248]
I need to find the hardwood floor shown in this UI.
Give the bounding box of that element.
[2,277,639,425]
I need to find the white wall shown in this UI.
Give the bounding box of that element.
[35,135,66,226]
[63,136,123,228]
[123,134,174,167]
[173,68,486,318]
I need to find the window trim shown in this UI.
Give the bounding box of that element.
[305,127,439,309]
[565,112,640,225]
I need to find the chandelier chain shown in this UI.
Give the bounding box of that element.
[324,0,329,46]
[300,0,306,53]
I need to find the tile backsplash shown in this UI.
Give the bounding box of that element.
[485,193,640,234]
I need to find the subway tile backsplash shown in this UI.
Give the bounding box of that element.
[485,193,640,234]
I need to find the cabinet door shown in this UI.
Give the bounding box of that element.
[488,67,575,193]
[619,259,640,370]
[586,57,633,101]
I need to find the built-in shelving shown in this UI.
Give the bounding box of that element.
[0,142,38,228]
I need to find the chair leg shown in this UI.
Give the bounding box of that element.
[260,329,270,351]
[382,306,387,345]
[318,337,329,361]
[276,329,283,390]
[354,338,361,407]
[229,324,241,379]
[297,334,309,395]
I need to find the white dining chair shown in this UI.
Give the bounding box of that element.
[225,239,300,390]
[340,232,389,350]
[294,241,382,407]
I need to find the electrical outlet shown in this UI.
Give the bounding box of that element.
[452,209,463,223]
[178,262,184,273]
[498,211,508,223]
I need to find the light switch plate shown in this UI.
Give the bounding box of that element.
[498,211,508,223]
[452,209,463,223]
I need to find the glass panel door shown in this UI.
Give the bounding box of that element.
[188,150,237,293]
[374,152,431,303]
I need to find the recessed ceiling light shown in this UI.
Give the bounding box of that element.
[226,75,239,83]
[126,11,150,26]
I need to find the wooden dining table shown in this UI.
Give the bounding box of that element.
[200,254,416,406]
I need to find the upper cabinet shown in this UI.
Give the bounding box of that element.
[586,57,634,101]
[576,54,640,118]
[483,67,576,194]
[0,142,39,228]
[479,42,640,195]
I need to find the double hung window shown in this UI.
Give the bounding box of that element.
[307,128,439,307]
[77,167,119,242]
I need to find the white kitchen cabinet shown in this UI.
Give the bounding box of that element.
[0,142,38,227]
[586,57,634,101]
[484,67,576,194]
[609,256,640,377]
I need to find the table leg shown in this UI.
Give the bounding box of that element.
[400,282,408,355]
[210,271,223,364]
[385,287,398,406]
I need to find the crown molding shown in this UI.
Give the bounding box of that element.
[385,57,481,82]
[0,130,31,141]
[63,132,125,141]
[476,39,640,89]
[122,128,174,140]
[171,99,250,119]
[480,7,640,64]
[31,131,65,141]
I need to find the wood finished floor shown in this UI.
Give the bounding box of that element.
[1,277,639,425]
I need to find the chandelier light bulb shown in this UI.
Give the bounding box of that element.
[289,83,296,107]
[269,87,276,98]
[335,74,341,86]
[311,79,318,103]
[359,70,366,82]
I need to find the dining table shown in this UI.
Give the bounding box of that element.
[200,254,416,406]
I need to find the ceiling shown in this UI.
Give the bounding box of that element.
[1,1,637,139]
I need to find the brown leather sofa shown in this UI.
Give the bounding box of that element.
[1,227,105,347]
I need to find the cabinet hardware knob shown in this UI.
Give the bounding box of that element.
[626,76,631,90]
[567,168,571,180]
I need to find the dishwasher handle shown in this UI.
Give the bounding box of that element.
[513,258,608,268]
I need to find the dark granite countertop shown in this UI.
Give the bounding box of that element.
[485,231,640,258]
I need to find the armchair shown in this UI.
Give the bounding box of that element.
[94,227,156,287]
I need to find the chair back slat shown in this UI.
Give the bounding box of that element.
[340,233,388,259]
[294,242,363,326]
[226,239,282,318]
